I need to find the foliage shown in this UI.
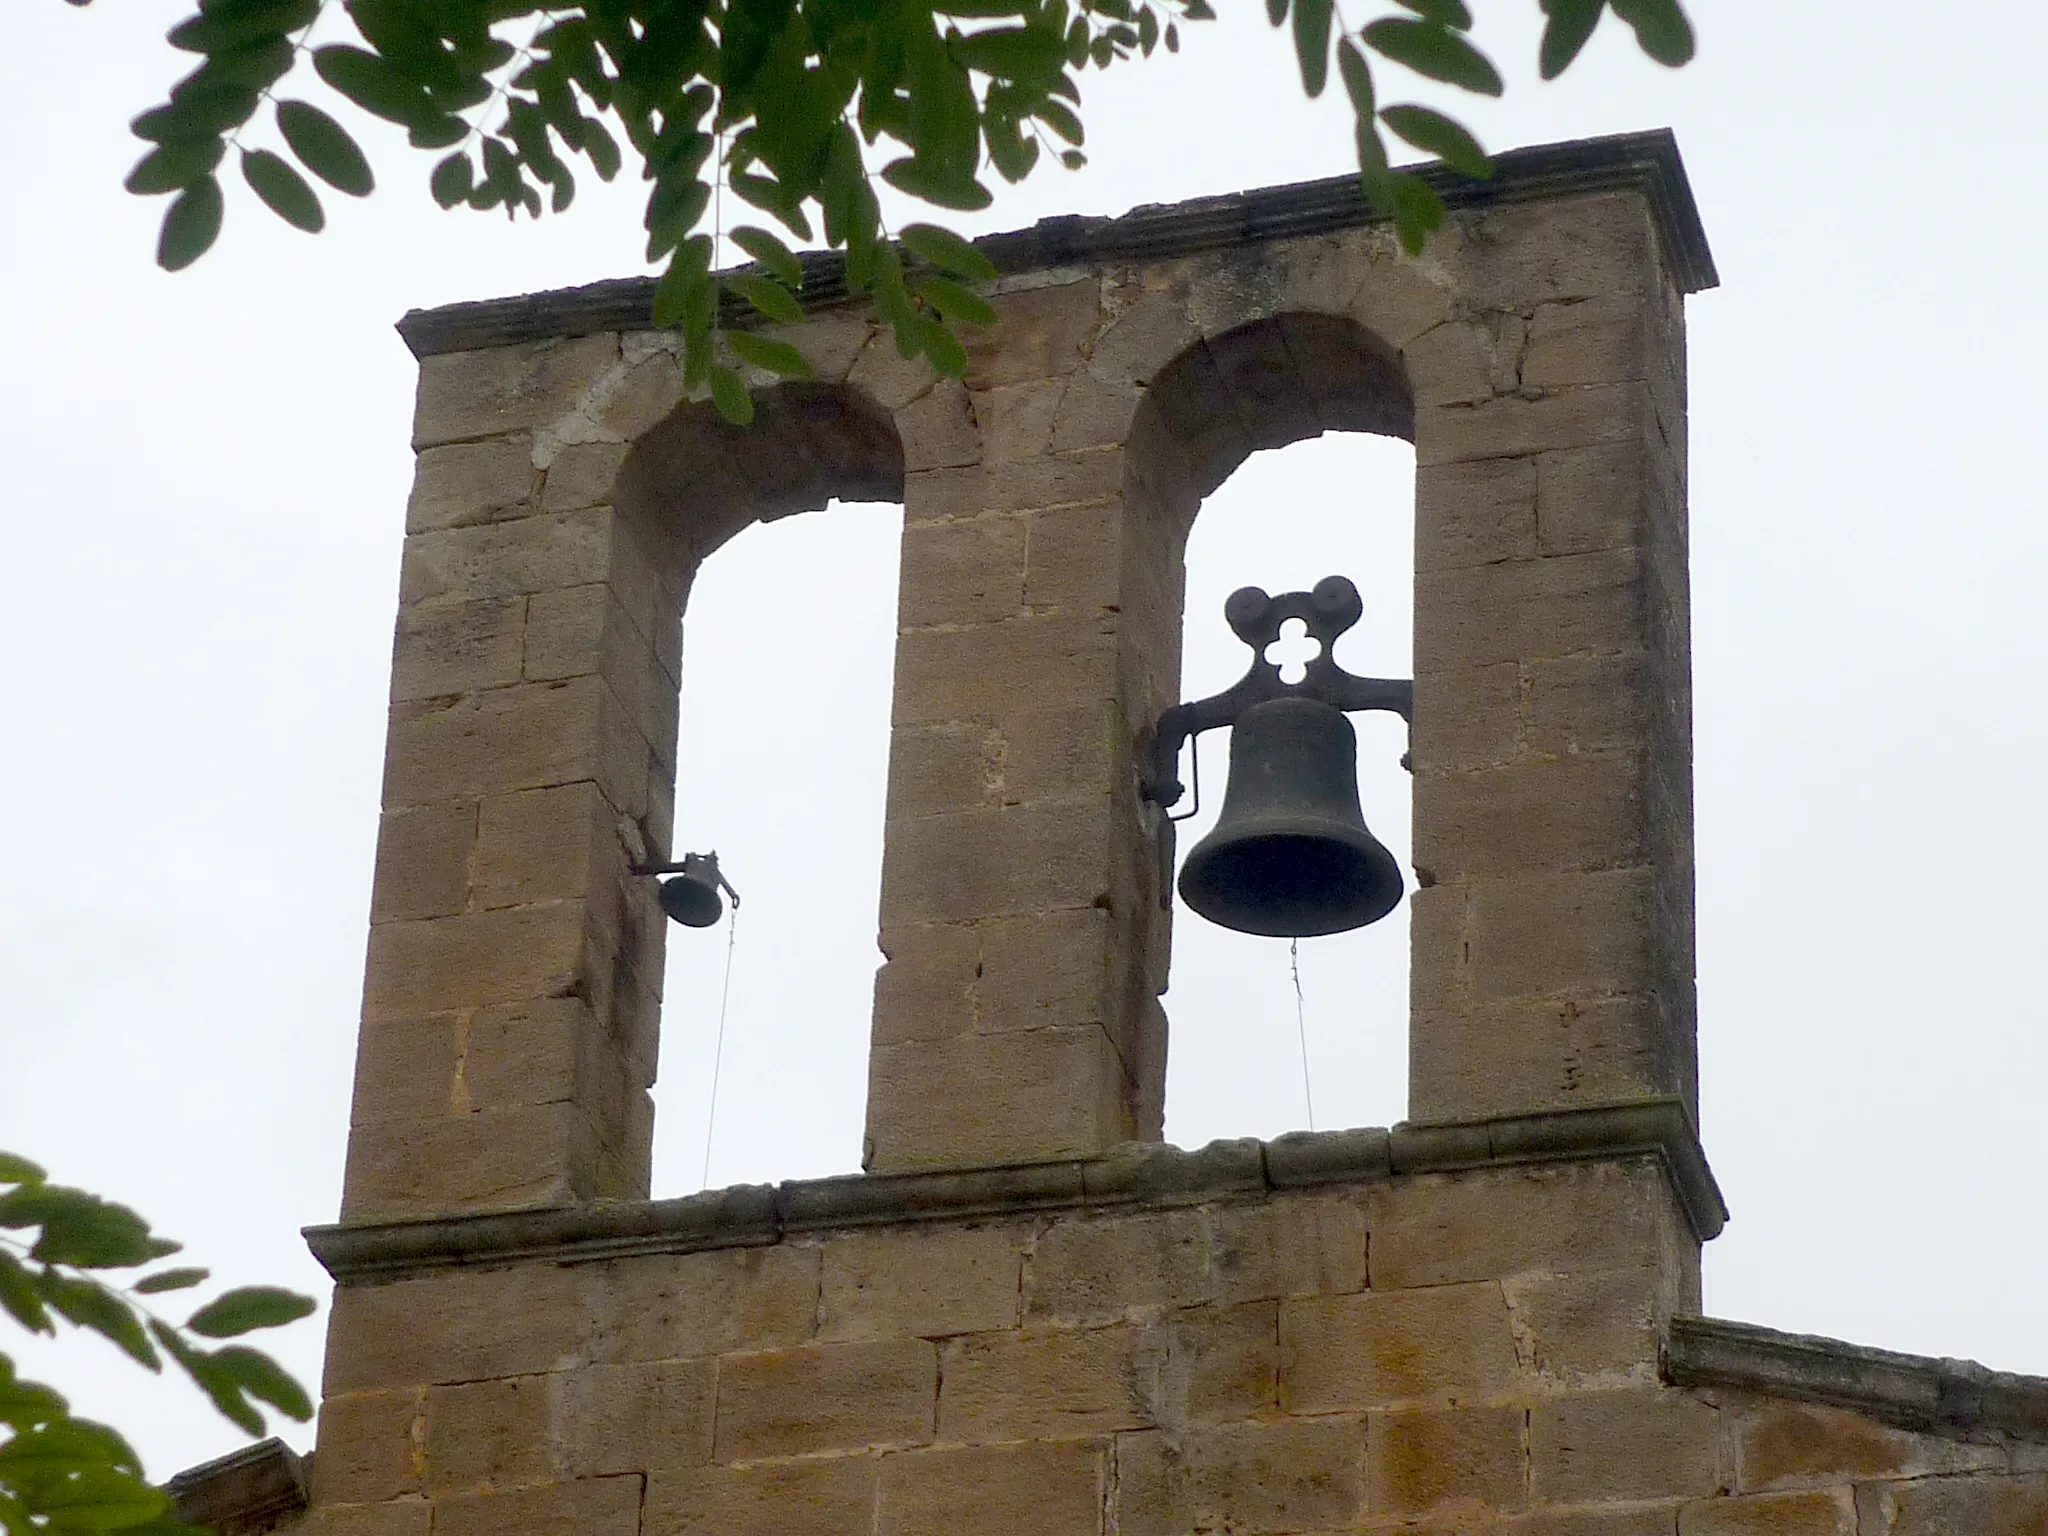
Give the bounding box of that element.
[0,1154,315,1536]
[67,0,1691,421]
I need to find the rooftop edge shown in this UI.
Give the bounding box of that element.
[395,128,1715,359]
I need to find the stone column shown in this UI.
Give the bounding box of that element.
[341,334,680,1222]
[1404,190,1696,1126]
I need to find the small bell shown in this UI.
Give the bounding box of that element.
[649,851,740,928]
[1179,698,1404,937]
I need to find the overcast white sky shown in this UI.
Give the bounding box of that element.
[6,0,2048,1485]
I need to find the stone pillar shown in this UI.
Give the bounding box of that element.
[1404,190,1696,1126]
[863,278,1176,1174]
[341,333,681,1222]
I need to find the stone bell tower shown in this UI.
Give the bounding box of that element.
[167,130,2048,1536]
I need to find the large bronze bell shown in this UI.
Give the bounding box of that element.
[1178,697,1404,937]
[631,850,742,929]
[1145,576,1413,939]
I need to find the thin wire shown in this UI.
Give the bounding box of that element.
[701,904,739,1191]
[1291,937,1316,1132]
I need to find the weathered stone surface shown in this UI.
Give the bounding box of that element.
[1532,1393,1724,1504]
[423,1375,552,1494]
[591,1243,820,1362]
[1368,1404,1527,1517]
[714,1338,937,1458]
[1281,1284,1520,1409]
[414,335,620,448]
[819,1222,1025,1341]
[1113,1419,1367,1536]
[1884,1473,2048,1535]
[1026,1208,1211,1324]
[877,1442,1104,1536]
[559,1358,715,1476]
[938,1326,1148,1440]
[313,1390,421,1505]
[1678,1490,1854,1536]
[432,1475,641,1536]
[646,1457,876,1536]
[407,436,538,532]
[1730,1399,2004,1492]
[1210,1192,1369,1303]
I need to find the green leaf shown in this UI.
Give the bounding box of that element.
[1265,0,1287,26]
[1379,104,1491,178]
[430,152,474,208]
[131,1268,209,1296]
[1035,98,1084,145]
[1336,36,1375,115]
[1291,0,1332,97]
[33,1273,158,1370]
[0,1156,47,1186]
[124,139,225,197]
[706,364,755,426]
[899,222,997,281]
[730,225,804,286]
[203,1346,313,1422]
[652,237,714,330]
[1361,16,1503,95]
[948,26,1067,82]
[727,330,818,380]
[151,171,221,263]
[1609,0,1694,66]
[131,83,257,140]
[407,115,470,150]
[1537,0,1605,78]
[915,274,999,329]
[0,1358,70,1427]
[167,0,318,54]
[276,101,374,196]
[1395,0,1473,26]
[879,158,994,211]
[240,149,324,233]
[313,45,436,127]
[0,1253,51,1334]
[920,314,970,378]
[4,1188,159,1270]
[724,273,804,326]
[149,1322,261,1437]
[184,1286,316,1339]
[1364,166,1447,254]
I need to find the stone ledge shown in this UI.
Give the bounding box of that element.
[394,129,1716,358]
[305,1098,1725,1282]
[165,1438,308,1534]
[1665,1316,2048,1441]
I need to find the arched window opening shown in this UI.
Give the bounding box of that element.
[651,499,902,1194]
[1163,431,1415,1147]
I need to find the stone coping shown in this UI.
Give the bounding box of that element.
[305,1099,1725,1283]
[1665,1316,2048,1442]
[395,128,1716,359]
[165,1438,308,1533]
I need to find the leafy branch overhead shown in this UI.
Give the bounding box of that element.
[84,0,1692,420]
[0,1153,316,1536]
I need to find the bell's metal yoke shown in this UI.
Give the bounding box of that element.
[1144,575,1413,812]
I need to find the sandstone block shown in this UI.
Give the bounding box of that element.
[1522,294,1656,391]
[1466,869,1656,1001]
[560,1357,715,1476]
[431,1475,641,1536]
[886,723,1001,820]
[1678,1490,1853,1536]
[1350,250,1455,350]
[1441,192,1660,310]
[1280,1283,1519,1410]
[591,1242,820,1363]
[313,1389,422,1505]
[369,802,476,925]
[1411,662,1524,774]
[1408,994,1664,1122]
[1527,652,1648,757]
[938,1325,1148,1441]
[975,377,1065,462]
[407,436,537,532]
[878,1441,1105,1536]
[361,901,588,1018]
[381,677,614,809]
[594,346,689,439]
[1731,1400,2004,1492]
[898,516,1025,628]
[1531,1393,1723,1504]
[994,703,1118,807]
[539,440,631,514]
[1415,453,1538,572]
[300,1503,433,1536]
[1404,320,1496,407]
[521,583,612,684]
[1049,368,1142,454]
[391,596,525,702]
[818,1222,1024,1341]
[1502,1267,1665,1387]
[1113,1419,1366,1536]
[1210,1192,1369,1303]
[1411,754,1645,880]
[847,332,940,411]
[896,378,982,471]
[968,279,1101,389]
[414,334,620,449]
[474,781,614,910]
[1027,1209,1213,1325]
[1885,1472,2048,1535]
[1151,1304,1279,1424]
[1089,288,1201,388]
[892,612,1117,725]
[880,799,1110,924]
[1538,440,1647,558]
[340,1100,599,1221]
[324,1264,596,1391]
[714,1337,936,1459]
[869,920,980,1044]
[904,451,1123,523]
[1369,1404,1526,1517]
[1417,382,1647,470]
[1020,497,1127,616]
[975,908,1112,1032]
[1507,1509,1681,1536]
[347,1017,458,1128]
[865,1024,1130,1172]
[399,509,617,609]
[423,1375,552,1494]
[1414,548,1641,673]
[646,1457,876,1536]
